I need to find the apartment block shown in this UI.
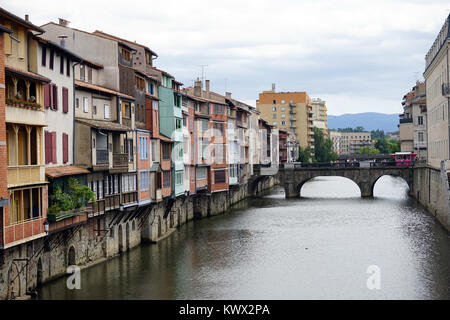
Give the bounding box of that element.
[257,86,314,149]
[310,98,328,136]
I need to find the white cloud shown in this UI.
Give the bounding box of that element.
[3,0,449,115]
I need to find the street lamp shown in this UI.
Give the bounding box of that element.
[43,220,49,234]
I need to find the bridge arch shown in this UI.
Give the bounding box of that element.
[248,175,273,196]
[295,176,362,197]
[370,174,411,197]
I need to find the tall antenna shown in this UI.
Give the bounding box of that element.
[200,65,208,86]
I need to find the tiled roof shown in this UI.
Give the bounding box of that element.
[5,66,51,83]
[75,118,131,132]
[46,166,90,179]
[75,80,134,100]
[0,7,44,33]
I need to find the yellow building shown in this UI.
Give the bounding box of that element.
[2,8,49,248]
[256,87,314,148]
[311,98,328,136]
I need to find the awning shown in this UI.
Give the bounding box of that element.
[46,166,90,179]
[150,162,161,172]
[75,118,131,132]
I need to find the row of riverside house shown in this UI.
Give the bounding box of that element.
[0,7,291,299]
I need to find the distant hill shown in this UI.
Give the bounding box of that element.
[327,112,399,132]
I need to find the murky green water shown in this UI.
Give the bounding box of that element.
[37,176,450,299]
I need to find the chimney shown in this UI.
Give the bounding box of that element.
[58,18,70,27]
[205,80,210,93]
[272,83,276,91]
[225,92,232,99]
[25,14,29,22]
[194,79,202,97]
[58,35,68,48]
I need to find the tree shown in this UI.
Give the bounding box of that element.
[297,146,313,163]
[387,139,400,154]
[359,146,380,155]
[371,129,385,140]
[355,126,365,132]
[374,138,389,154]
[313,127,338,162]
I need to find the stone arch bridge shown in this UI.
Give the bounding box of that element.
[249,163,413,198]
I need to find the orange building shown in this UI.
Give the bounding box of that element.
[257,87,314,149]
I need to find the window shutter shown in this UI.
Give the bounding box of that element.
[66,58,70,77]
[60,55,64,74]
[43,84,50,108]
[44,131,50,164]
[63,133,68,163]
[52,132,57,163]
[62,87,69,113]
[52,85,58,110]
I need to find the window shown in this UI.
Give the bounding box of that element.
[125,139,133,162]
[122,174,137,192]
[83,97,89,113]
[281,107,285,111]
[273,122,277,126]
[273,114,277,119]
[122,102,131,118]
[418,132,424,142]
[183,115,187,127]
[60,55,64,74]
[80,65,85,81]
[175,171,183,185]
[93,105,97,115]
[196,167,207,180]
[66,58,70,77]
[121,48,131,61]
[213,104,225,115]
[272,107,276,112]
[281,114,286,118]
[198,119,209,132]
[104,105,110,119]
[175,118,182,130]
[199,139,209,160]
[62,87,69,113]
[214,144,225,163]
[88,67,92,83]
[49,49,54,70]
[135,76,145,91]
[139,136,148,160]
[162,143,171,160]
[273,100,276,104]
[230,164,238,178]
[418,116,423,125]
[152,100,158,110]
[41,47,46,67]
[140,171,150,191]
[148,82,155,95]
[213,122,224,136]
[281,121,286,125]
[76,98,79,108]
[151,141,156,161]
[214,169,226,184]
[163,171,170,187]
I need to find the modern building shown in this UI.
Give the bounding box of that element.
[310,98,328,136]
[257,86,314,149]
[329,131,372,155]
[399,81,427,160]
[423,14,449,169]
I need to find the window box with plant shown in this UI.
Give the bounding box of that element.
[6,96,42,110]
[47,178,96,222]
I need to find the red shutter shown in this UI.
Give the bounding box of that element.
[52,85,58,110]
[52,132,57,163]
[62,87,69,113]
[62,133,68,163]
[44,131,50,164]
[43,84,50,108]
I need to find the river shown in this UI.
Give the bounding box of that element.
[37,176,450,300]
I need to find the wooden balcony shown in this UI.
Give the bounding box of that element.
[7,165,45,188]
[122,191,138,205]
[113,153,128,169]
[6,104,46,126]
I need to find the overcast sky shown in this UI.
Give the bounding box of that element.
[3,0,450,115]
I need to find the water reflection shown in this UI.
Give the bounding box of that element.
[38,176,450,300]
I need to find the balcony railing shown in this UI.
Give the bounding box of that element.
[96,149,109,164]
[113,153,128,168]
[414,141,427,148]
[7,165,45,187]
[399,118,413,124]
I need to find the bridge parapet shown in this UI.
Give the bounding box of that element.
[280,164,413,198]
